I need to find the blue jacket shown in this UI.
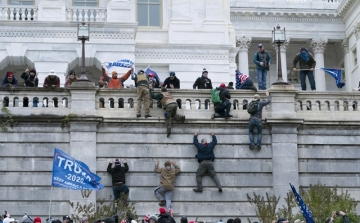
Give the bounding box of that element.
[1,76,18,87]
[253,50,272,70]
[193,135,217,162]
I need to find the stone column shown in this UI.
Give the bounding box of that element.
[205,0,224,21]
[171,0,191,22]
[311,38,328,91]
[342,38,352,91]
[354,24,360,88]
[236,36,252,75]
[69,81,97,115]
[229,48,238,82]
[273,39,290,82]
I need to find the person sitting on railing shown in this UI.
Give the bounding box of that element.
[101,66,133,89]
[1,71,18,87]
[64,70,78,87]
[43,70,60,88]
[21,67,38,87]
[235,70,257,92]
[211,83,232,119]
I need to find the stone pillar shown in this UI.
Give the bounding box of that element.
[273,39,290,82]
[38,0,66,21]
[171,0,191,22]
[354,24,360,88]
[268,85,303,207]
[342,38,352,91]
[107,0,135,23]
[68,81,97,115]
[236,36,252,75]
[205,0,224,22]
[229,48,238,82]
[311,38,328,91]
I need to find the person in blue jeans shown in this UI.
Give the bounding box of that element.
[107,158,129,208]
[293,47,316,91]
[249,91,271,150]
[253,44,272,90]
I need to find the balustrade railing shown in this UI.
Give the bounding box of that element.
[2,88,360,120]
[0,6,37,21]
[66,7,106,22]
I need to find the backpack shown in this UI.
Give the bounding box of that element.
[211,89,221,104]
[247,100,259,115]
[158,216,172,223]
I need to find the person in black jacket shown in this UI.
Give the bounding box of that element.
[21,67,38,87]
[192,131,222,193]
[157,208,175,223]
[161,72,180,89]
[193,68,212,89]
[212,83,232,119]
[107,158,129,202]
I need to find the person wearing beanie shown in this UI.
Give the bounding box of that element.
[101,65,133,89]
[235,70,257,92]
[34,217,41,223]
[65,70,78,87]
[43,70,60,88]
[193,68,212,90]
[253,43,272,90]
[149,216,157,223]
[62,215,70,223]
[161,71,180,89]
[107,158,130,207]
[248,91,271,150]
[134,69,151,118]
[23,215,33,223]
[293,47,316,91]
[157,207,175,223]
[193,131,222,192]
[151,87,185,137]
[154,160,180,213]
[180,216,188,223]
[211,83,232,119]
[226,82,234,90]
[21,67,38,87]
[1,71,19,87]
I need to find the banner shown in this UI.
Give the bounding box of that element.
[103,59,134,74]
[289,182,315,223]
[320,68,345,89]
[52,148,104,190]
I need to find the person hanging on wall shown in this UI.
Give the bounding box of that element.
[107,158,129,208]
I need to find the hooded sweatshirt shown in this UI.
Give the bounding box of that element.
[21,68,38,87]
[154,163,180,190]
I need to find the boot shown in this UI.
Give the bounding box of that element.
[250,85,258,92]
[158,200,166,206]
[181,116,185,123]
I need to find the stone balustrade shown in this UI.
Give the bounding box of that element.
[66,7,107,22]
[0,6,37,21]
[2,86,360,121]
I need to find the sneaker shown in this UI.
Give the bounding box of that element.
[193,188,203,192]
[167,131,171,137]
[145,115,152,118]
[136,114,141,118]
[181,116,185,123]
[158,200,166,206]
[256,145,261,150]
[218,188,223,192]
[211,114,215,119]
[249,145,255,150]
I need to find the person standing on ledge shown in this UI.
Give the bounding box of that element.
[193,131,222,193]
[293,47,316,91]
[253,44,271,90]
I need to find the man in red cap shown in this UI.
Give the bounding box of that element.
[157,208,175,223]
[212,83,232,119]
[1,71,18,87]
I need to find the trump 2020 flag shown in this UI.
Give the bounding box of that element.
[52,148,104,190]
[320,68,345,89]
[145,67,161,83]
[289,182,315,223]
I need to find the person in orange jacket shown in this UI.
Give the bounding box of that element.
[101,66,133,89]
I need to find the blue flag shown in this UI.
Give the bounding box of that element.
[145,67,161,83]
[289,182,315,223]
[320,68,345,89]
[52,148,104,190]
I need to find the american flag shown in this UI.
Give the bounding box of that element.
[289,182,315,223]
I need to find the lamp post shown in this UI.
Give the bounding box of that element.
[272,24,289,85]
[77,22,90,81]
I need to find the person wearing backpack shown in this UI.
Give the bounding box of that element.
[211,83,232,119]
[253,44,272,90]
[157,208,175,223]
[248,91,271,150]
[154,160,180,213]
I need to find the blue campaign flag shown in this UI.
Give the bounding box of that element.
[320,68,345,89]
[52,148,104,190]
[145,67,161,83]
[289,182,315,223]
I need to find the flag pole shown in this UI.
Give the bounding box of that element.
[49,186,53,221]
[295,68,345,71]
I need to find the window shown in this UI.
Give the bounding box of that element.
[137,0,161,26]
[353,48,357,67]
[8,0,34,5]
[73,0,98,7]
